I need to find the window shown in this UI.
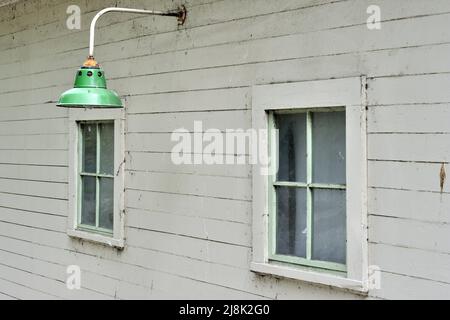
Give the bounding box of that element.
[269,109,347,272]
[251,78,368,292]
[68,109,125,248]
[78,121,115,234]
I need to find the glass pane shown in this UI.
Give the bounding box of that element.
[81,176,96,227]
[81,123,97,173]
[312,111,346,185]
[99,122,114,175]
[99,178,114,231]
[276,113,307,182]
[312,189,346,264]
[275,187,307,258]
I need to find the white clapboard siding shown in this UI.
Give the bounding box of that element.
[0,0,77,35]
[0,85,66,108]
[369,134,450,162]
[0,0,375,65]
[125,87,249,114]
[0,1,450,90]
[0,292,16,300]
[0,0,191,36]
[0,150,67,166]
[127,110,251,133]
[368,187,450,224]
[0,221,70,249]
[0,233,172,299]
[0,7,136,52]
[126,133,254,154]
[0,278,58,300]
[112,8,450,61]
[4,1,450,70]
[0,224,334,298]
[126,171,251,201]
[124,239,251,275]
[126,208,251,247]
[0,178,67,199]
[0,104,67,121]
[98,42,450,86]
[3,21,449,91]
[112,54,362,95]
[0,218,249,275]
[370,243,450,284]
[369,215,450,254]
[1,0,341,64]
[0,134,67,150]
[126,189,251,224]
[370,272,450,300]
[368,104,450,133]
[0,164,67,183]
[0,263,113,300]
[364,43,450,78]
[0,234,161,295]
[125,227,251,269]
[0,234,264,300]
[0,192,67,215]
[369,161,450,193]
[0,227,357,300]
[0,207,66,231]
[0,241,174,300]
[0,0,208,40]
[0,0,339,69]
[4,40,449,98]
[369,74,450,106]
[0,118,67,135]
[5,12,450,104]
[0,249,119,298]
[1,0,447,59]
[119,245,361,299]
[127,152,251,178]
[126,133,199,153]
[0,0,222,36]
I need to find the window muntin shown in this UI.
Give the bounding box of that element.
[78,121,115,235]
[269,108,347,272]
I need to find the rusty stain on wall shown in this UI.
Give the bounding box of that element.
[440,163,446,193]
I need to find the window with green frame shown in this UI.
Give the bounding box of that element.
[268,108,347,273]
[78,121,115,235]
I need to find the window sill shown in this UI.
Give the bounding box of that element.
[250,262,367,294]
[67,229,124,249]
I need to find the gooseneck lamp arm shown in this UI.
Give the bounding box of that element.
[88,6,187,57]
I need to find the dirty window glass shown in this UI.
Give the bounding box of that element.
[79,122,114,234]
[272,109,346,270]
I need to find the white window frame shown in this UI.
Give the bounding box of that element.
[67,108,125,248]
[251,77,368,292]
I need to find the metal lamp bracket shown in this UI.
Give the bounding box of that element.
[88,5,187,59]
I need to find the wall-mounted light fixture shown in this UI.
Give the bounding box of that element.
[57,6,187,108]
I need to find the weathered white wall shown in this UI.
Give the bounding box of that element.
[0,0,449,299]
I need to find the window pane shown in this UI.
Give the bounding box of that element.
[275,187,307,258]
[99,122,114,175]
[312,189,346,264]
[99,178,114,231]
[276,113,307,182]
[81,123,97,173]
[312,111,346,185]
[81,176,96,227]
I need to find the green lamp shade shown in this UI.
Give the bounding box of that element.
[57,67,123,108]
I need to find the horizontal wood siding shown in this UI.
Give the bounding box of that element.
[0,0,449,299]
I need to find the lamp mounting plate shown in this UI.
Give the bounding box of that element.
[177,5,187,26]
